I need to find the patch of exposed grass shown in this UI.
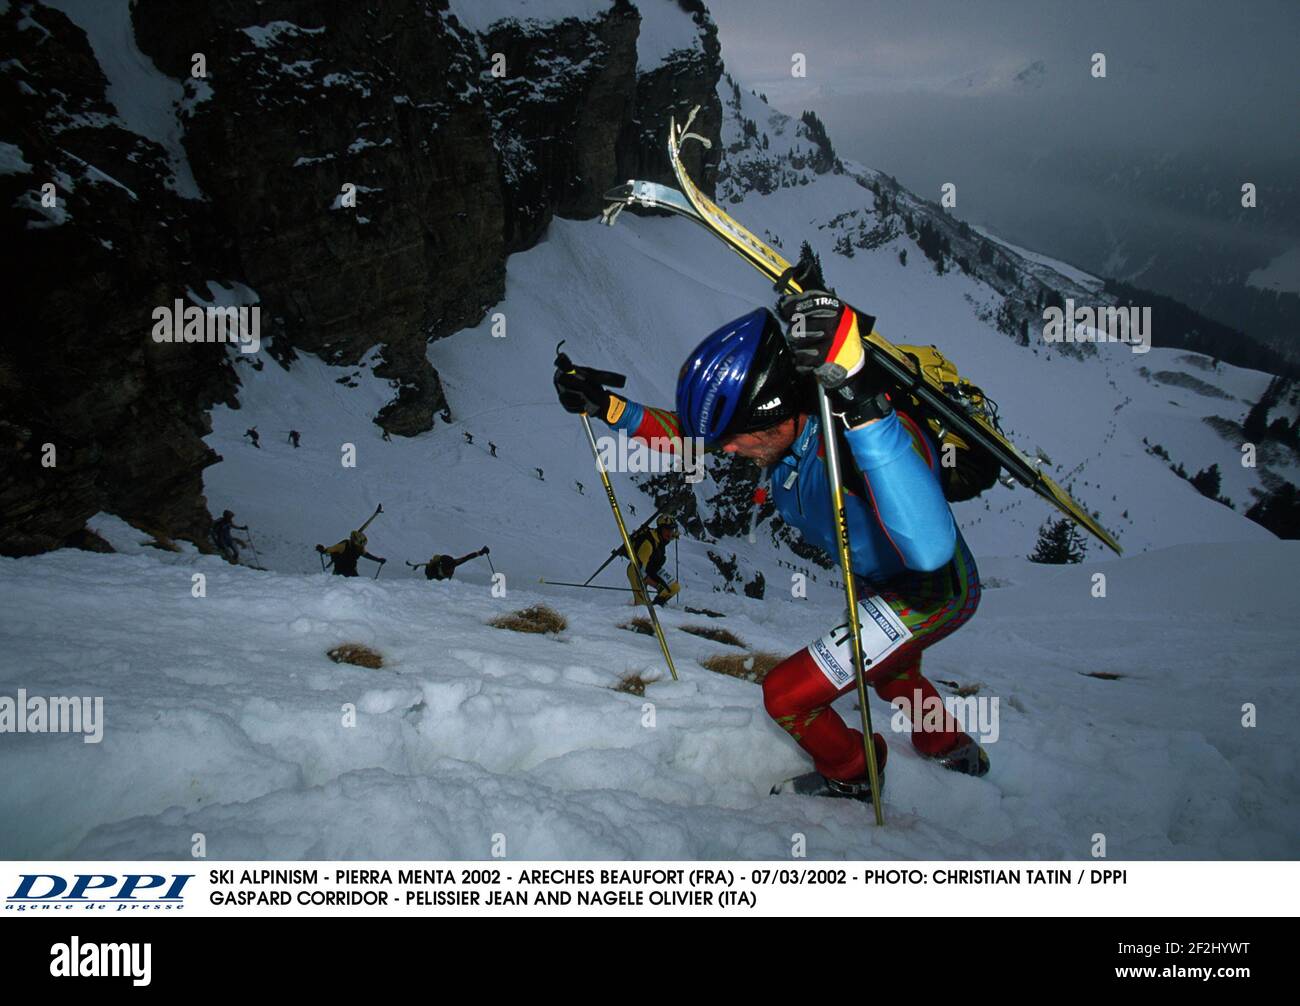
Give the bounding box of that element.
[489,604,567,634]
[327,642,384,669]
[680,624,746,647]
[938,679,982,697]
[612,671,660,696]
[619,617,654,636]
[700,651,783,684]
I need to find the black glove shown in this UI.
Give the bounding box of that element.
[777,290,891,426]
[553,366,612,417]
[315,544,325,553]
[480,546,490,556]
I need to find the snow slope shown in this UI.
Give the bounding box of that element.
[2,536,1296,860]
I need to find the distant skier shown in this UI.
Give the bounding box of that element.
[615,515,680,607]
[244,426,260,448]
[414,547,489,581]
[554,292,986,803]
[288,429,301,448]
[316,530,385,577]
[210,509,248,563]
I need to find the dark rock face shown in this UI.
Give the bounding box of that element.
[1,3,234,555]
[619,2,723,192]
[475,4,640,249]
[2,0,724,556]
[133,0,505,436]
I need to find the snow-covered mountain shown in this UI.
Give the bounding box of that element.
[3,2,1298,861]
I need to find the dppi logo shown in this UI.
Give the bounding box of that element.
[6,874,193,912]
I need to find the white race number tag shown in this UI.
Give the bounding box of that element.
[807,595,914,689]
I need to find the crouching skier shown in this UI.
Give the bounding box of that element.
[210,509,248,563]
[316,530,385,577]
[553,291,986,803]
[417,548,488,581]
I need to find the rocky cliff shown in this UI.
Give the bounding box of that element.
[1,0,722,555]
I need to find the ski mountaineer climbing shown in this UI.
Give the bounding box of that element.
[614,515,681,607]
[553,291,987,803]
[415,548,489,581]
[210,509,248,563]
[316,531,386,577]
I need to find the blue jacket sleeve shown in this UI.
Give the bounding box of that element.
[845,411,957,572]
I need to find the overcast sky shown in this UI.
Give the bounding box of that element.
[707,0,1294,275]
[706,0,1296,151]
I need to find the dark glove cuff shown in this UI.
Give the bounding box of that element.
[832,378,893,428]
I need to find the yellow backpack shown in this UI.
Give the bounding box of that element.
[895,344,1003,502]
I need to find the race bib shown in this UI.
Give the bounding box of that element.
[807,594,914,689]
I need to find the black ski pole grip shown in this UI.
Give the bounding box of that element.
[554,341,626,387]
[587,366,627,389]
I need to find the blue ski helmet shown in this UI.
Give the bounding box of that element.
[676,307,804,444]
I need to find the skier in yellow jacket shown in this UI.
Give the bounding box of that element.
[619,515,680,606]
[315,531,386,577]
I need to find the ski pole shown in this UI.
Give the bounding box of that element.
[814,382,885,827]
[539,578,636,592]
[245,529,262,567]
[585,544,628,585]
[373,559,385,580]
[767,254,885,824]
[674,535,680,607]
[556,341,678,681]
[482,549,496,577]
